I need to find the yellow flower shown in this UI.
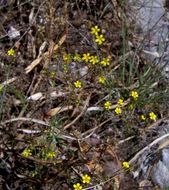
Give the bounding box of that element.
[46,151,56,158]
[7,48,15,56]
[131,90,138,100]
[74,80,82,88]
[118,99,124,106]
[50,71,56,78]
[98,76,106,84]
[22,148,32,157]
[82,174,91,184]
[63,53,71,64]
[140,114,146,121]
[95,34,105,45]
[73,53,81,61]
[63,64,68,73]
[104,101,112,110]
[115,107,122,115]
[122,162,130,169]
[100,57,110,67]
[89,55,99,65]
[73,183,82,190]
[91,25,100,36]
[149,112,157,121]
[82,53,91,62]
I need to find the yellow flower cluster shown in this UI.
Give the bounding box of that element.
[73,174,91,190]
[122,161,130,169]
[50,71,56,78]
[73,53,81,61]
[98,76,106,84]
[91,25,105,45]
[63,53,72,64]
[22,148,32,157]
[46,151,56,158]
[82,53,100,65]
[140,113,157,121]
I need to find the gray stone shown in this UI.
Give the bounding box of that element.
[152,160,169,188]
[130,0,169,78]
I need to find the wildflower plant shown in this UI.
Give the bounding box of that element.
[95,34,105,45]
[63,53,72,64]
[89,55,99,65]
[46,151,56,159]
[122,162,130,169]
[22,148,32,157]
[82,174,91,184]
[118,99,124,106]
[115,107,122,115]
[140,114,146,121]
[100,57,110,67]
[74,80,82,88]
[73,183,83,190]
[131,90,138,100]
[73,53,81,61]
[82,53,91,62]
[7,48,15,56]
[98,76,106,84]
[5,19,168,190]
[90,25,100,36]
[104,101,112,110]
[149,112,157,121]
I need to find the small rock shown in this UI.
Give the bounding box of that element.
[7,26,20,40]
[152,159,169,188]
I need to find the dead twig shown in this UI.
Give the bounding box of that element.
[129,133,169,165]
[63,94,91,130]
[1,117,50,127]
[25,33,67,74]
[1,117,77,141]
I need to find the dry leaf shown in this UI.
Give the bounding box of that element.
[27,92,43,101]
[46,105,73,117]
[25,57,43,74]
[86,161,103,174]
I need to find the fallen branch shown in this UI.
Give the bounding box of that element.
[129,133,169,164]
